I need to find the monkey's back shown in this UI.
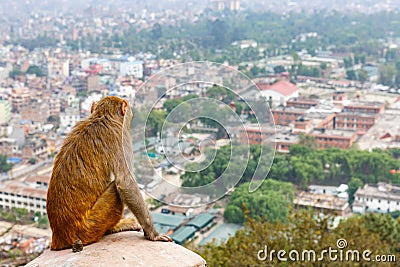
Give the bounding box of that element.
[47,115,123,237]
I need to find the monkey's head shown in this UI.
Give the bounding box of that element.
[90,96,133,123]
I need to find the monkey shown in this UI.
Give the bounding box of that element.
[46,96,172,251]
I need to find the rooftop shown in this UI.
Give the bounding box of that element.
[354,183,400,201]
[295,191,349,211]
[199,223,242,246]
[151,212,187,228]
[186,213,214,229]
[0,183,47,199]
[311,129,357,138]
[265,80,298,96]
[171,226,198,244]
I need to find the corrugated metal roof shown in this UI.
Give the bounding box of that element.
[151,212,186,227]
[171,226,197,244]
[187,213,214,229]
[199,223,242,246]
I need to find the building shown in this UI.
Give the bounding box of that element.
[272,107,306,126]
[186,213,214,232]
[199,223,242,246]
[0,99,11,125]
[86,75,100,92]
[20,101,50,123]
[151,212,187,235]
[49,96,61,117]
[60,108,81,133]
[293,117,313,134]
[335,112,378,131]
[239,124,275,145]
[274,131,298,153]
[286,98,318,109]
[294,191,350,216]
[0,175,49,215]
[343,102,385,115]
[11,88,30,112]
[311,129,358,149]
[332,91,348,104]
[353,183,400,214]
[260,80,299,106]
[120,61,144,79]
[170,226,198,245]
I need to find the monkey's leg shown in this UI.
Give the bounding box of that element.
[77,181,124,246]
[115,170,172,242]
[106,217,142,234]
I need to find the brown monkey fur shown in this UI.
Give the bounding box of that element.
[46,96,171,250]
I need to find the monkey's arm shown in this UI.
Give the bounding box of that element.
[115,168,172,242]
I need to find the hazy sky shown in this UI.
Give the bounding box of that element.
[0,0,398,18]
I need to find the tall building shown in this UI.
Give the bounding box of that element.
[0,99,11,125]
[120,61,144,79]
[229,0,240,11]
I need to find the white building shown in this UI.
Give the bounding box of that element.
[120,61,144,79]
[60,108,81,133]
[0,99,11,125]
[353,183,400,213]
[0,175,49,215]
[260,80,299,107]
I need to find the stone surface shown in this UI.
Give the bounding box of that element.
[26,231,206,267]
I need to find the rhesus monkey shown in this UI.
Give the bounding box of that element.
[47,96,171,251]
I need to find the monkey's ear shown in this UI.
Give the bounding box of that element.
[121,100,128,116]
[90,102,97,114]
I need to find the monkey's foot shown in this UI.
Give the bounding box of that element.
[72,239,83,253]
[106,218,142,234]
[146,233,173,242]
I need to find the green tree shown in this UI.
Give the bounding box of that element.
[37,215,50,229]
[206,85,235,104]
[346,69,357,80]
[195,210,395,267]
[273,65,285,74]
[163,98,183,113]
[223,179,294,224]
[9,66,22,79]
[26,65,44,77]
[0,154,12,173]
[378,64,395,86]
[146,109,166,136]
[347,177,363,205]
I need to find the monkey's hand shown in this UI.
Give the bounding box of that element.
[145,231,173,242]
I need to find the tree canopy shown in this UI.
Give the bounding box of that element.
[194,210,399,266]
[224,179,294,224]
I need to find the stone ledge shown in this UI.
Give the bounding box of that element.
[26,231,206,267]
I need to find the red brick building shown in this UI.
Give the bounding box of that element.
[335,113,378,131]
[239,126,275,145]
[272,107,306,126]
[286,98,318,109]
[343,102,384,114]
[311,130,358,149]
